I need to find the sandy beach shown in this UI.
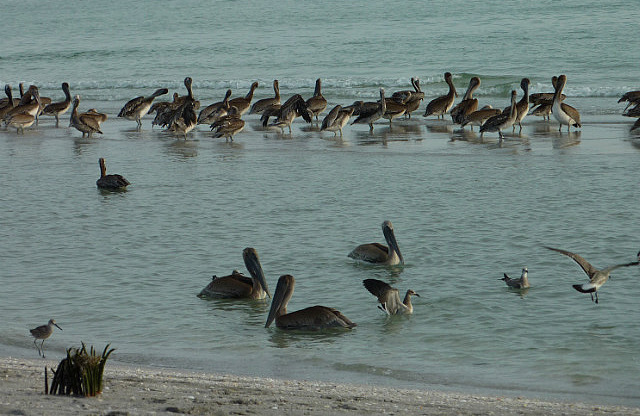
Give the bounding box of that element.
[1,357,638,416]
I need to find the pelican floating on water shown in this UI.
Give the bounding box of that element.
[265,274,356,330]
[500,267,530,289]
[118,87,169,127]
[199,247,270,299]
[349,220,404,266]
[545,246,639,304]
[363,278,419,315]
[552,75,581,132]
[96,157,130,190]
[423,72,457,119]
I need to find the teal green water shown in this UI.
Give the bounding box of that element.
[2,0,640,406]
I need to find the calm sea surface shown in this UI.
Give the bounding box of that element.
[2,0,640,407]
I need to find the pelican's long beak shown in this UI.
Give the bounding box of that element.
[243,247,270,298]
[265,275,293,328]
[382,222,404,265]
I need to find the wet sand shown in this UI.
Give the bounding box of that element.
[2,357,639,416]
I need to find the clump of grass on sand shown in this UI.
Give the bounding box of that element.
[48,343,115,397]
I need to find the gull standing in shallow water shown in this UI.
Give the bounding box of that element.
[349,220,404,266]
[198,247,270,299]
[363,279,419,315]
[30,319,62,358]
[500,267,530,289]
[545,246,639,304]
[265,274,356,330]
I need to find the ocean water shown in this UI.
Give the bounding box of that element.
[2,0,640,407]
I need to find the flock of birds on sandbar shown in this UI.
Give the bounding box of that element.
[29,219,639,353]
[3,73,640,141]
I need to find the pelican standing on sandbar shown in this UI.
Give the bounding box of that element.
[552,75,581,132]
[363,279,419,315]
[265,275,357,330]
[349,220,404,266]
[199,247,270,299]
[544,246,639,304]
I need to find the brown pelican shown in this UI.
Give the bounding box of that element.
[70,95,102,137]
[118,87,169,127]
[250,80,281,114]
[343,100,364,116]
[545,246,639,304]
[423,72,457,119]
[96,157,130,190]
[552,75,581,132]
[30,319,62,358]
[530,76,565,121]
[321,105,354,137]
[228,81,258,117]
[383,96,406,124]
[501,78,530,131]
[349,220,404,266]
[530,103,552,121]
[0,85,15,120]
[3,85,41,124]
[261,94,312,133]
[479,90,517,139]
[351,88,386,131]
[450,76,481,125]
[404,78,425,119]
[363,279,419,315]
[199,247,270,299]
[265,274,356,330]
[7,113,36,134]
[622,103,640,118]
[41,82,72,126]
[198,89,232,125]
[618,90,640,111]
[631,118,640,132]
[150,92,180,127]
[152,77,198,134]
[210,106,245,141]
[305,78,327,121]
[500,267,530,289]
[460,105,501,130]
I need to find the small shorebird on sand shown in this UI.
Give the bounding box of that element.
[30,319,62,358]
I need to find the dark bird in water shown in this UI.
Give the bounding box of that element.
[265,274,356,330]
[96,157,130,190]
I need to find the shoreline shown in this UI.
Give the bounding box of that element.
[2,357,639,415]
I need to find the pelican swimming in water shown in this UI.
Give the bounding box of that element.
[423,72,457,119]
[30,319,62,358]
[199,247,270,299]
[552,75,581,132]
[545,246,639,304]
[96,157,130,190]
[349,220,404,266]
[500,267,530,289]
[42,82,72,126]
[250,79,280,114]
[118,87,169,127]
[363,278,419,315]
[265,274,356,330]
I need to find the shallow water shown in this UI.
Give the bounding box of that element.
[2,0,640,407]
